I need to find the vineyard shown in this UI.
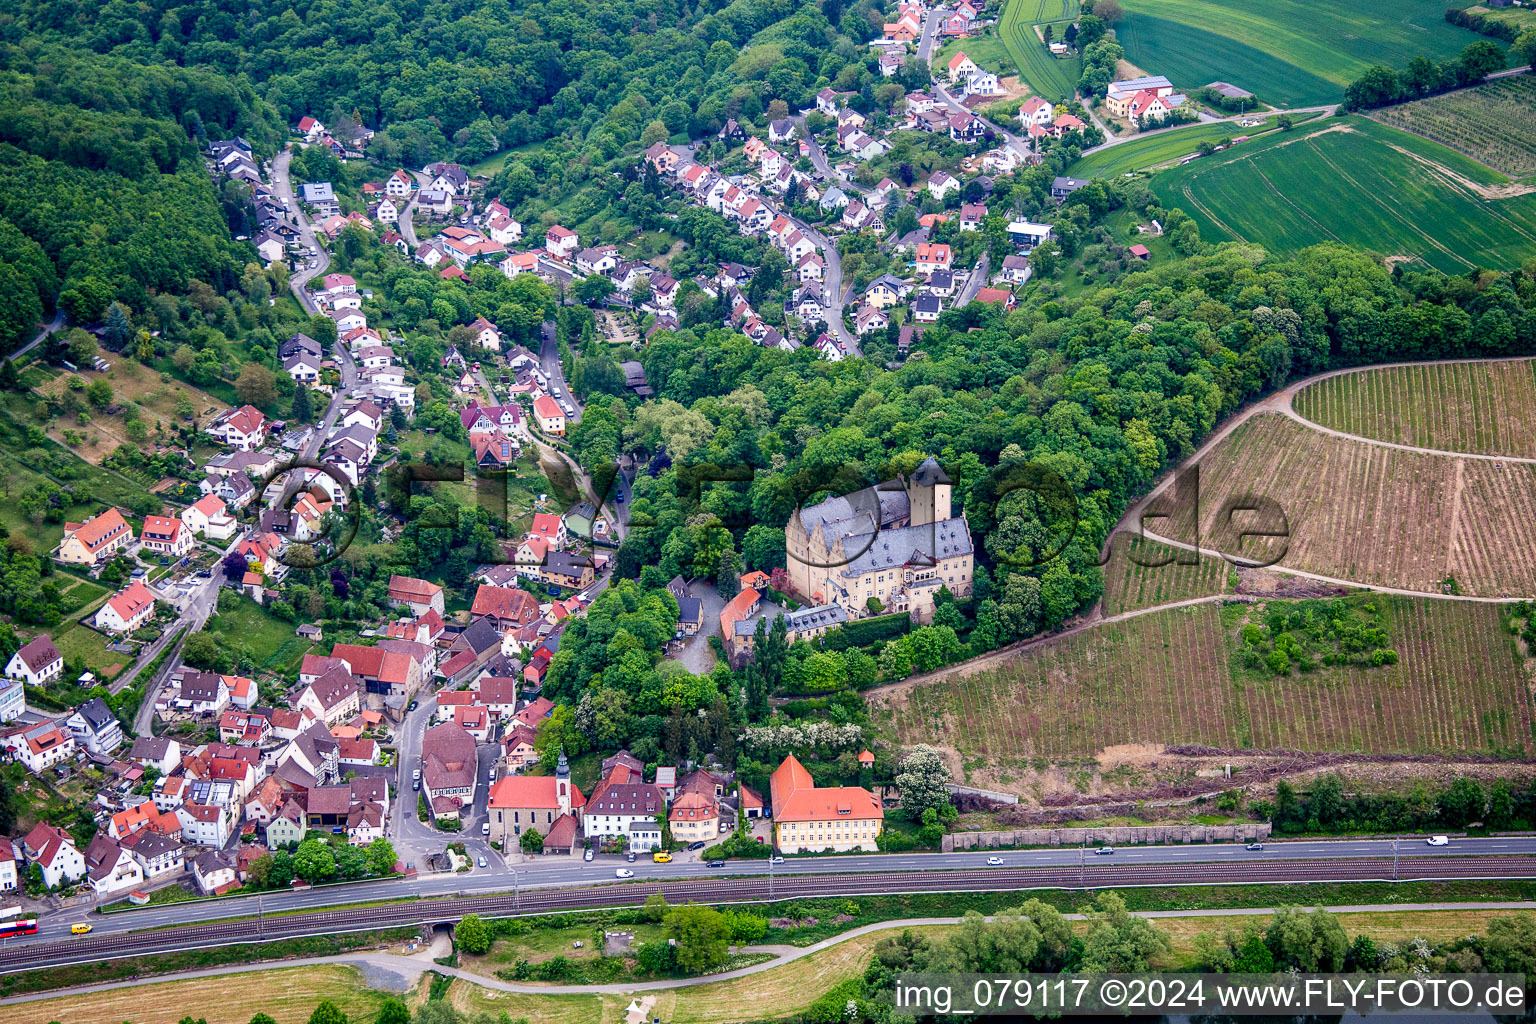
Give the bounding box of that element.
[1150,117,1536,273]
[873,597,1534,774]
[1293,359,1536,457]
[1151,413,1536,596]
[1371,77,1536,177]
[1100,534,1230,616]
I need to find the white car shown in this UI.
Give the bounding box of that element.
[986,856,1004,866]
[1095,846,1114,855]
[481,822,491,836]
[770,855,784,864]
[615,868,635,878]
[1426,835,1450,847]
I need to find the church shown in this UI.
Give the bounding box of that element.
[785,457,974,623]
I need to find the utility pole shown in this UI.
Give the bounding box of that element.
[769,853,775,901]
[1392,836,1398,881]
[513,868,520,913]
[1079,839,1086,888]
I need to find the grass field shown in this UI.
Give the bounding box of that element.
[875,596,1534,767]
[202,594,317,674]
[1294,359,1536,457]
[1371,76,1536,177]
[1151,412,1536,596]
[50,620,130,680]
[1150,116,1536,273]
[1068,112,1320,177]
[1465,2,1536,32]
[998,0,1082,101]
[1100,534,1230,615]
[1115,0,1488,107]
[9,964,389,1024]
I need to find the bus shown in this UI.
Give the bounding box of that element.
[0,919,39,938]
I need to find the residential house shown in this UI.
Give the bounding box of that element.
[420,722,478,821]
[999,253,1031,283]
[583,763,665,846]
[57,509,133,565]
[816,88,841,115]
[301,182,339,217]
[23,823,84,888]
[168,671,230,715]
[1007,220,1054,248]
[388,575,445,617]
[532,395,566,436]
[471,585,541,632]
[959,203,988,232]
[2,720,75,774]
[913,294,943,323]
[853,305,890,335]
[84,834,144,896]
[206,405,268,450]
[64,697,123,755]
[141,514,193,559]
[542,552,594,591]
[295,667,362,728]
[6,635,63,689]
[1104,75,1175,117]
[191,850,238,894]
[863,274,908,310]
[770,753,883,853]
[95,581,158,634]
[915,242,953,276]
[545,225,579,259]
[128,735,181,774]
[925,171,960,201]
[124,832,183,880]
[946,51,980,82]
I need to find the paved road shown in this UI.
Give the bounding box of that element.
[790,114,870,198]
[952,255,990,307]
[398,170,432,248]
[917,7,943,63]
[783,214,861,356]
[11,309,66,360]
[7,899,1531,1007]
[537,321,582,425]
[270,150,328,311]
[4,840,1533,973]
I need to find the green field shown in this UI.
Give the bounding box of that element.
[202,594,317,674]
[998,0,1082,101]
[1068,112,1320,177]
[1115,0,1489,107]
[1150,116,1536,272]
[1464,3,1536,32]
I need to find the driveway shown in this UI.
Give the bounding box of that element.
[677,583,727,674]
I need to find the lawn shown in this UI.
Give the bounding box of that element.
[49,620,131,681]
[1149,115,1536,272]
[1114,0,1489,107]
[1068,111,1320,177]
[202,593,317,674]
[998,0,1082,102]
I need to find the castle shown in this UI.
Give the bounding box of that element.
[785,457,974,624]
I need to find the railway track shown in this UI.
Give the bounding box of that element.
[3,857,1532,975]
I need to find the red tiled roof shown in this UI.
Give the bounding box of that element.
[69,509,131,553]
[489,774,586,810]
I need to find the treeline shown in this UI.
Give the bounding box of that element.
[1342,39,1508,109]
[1261,773,1536,835]
[1445,6,1522,43]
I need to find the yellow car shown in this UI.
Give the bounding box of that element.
[71,923,93,935]
[652,851,672,863]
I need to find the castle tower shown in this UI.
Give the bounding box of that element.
[907,456,951,525]
[556,746,571,816]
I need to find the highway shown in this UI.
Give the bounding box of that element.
[5,838,1533,973]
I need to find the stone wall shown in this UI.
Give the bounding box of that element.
[942,821,1272,852]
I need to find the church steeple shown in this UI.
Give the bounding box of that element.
[556,746,571,815]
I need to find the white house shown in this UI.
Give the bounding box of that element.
[2,720,75,774]
[140,514,193,559]
[95,581,159,634]
[84,834,144,897]
[6,635,63,689]
[64,698,123,755]
[23,824,84,888]
[191,850,238,894]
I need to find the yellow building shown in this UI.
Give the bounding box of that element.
[770,754,883,854]
[58,509,133,565]
[785,457,973,624]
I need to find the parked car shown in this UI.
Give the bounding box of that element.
[1426,835,1450,846]
[616,868,635,878]
[584,848,595,862]
[412,779,420,791]
[1095,846,1114,855]
[687,841,706,851]
[412,769,421,781]
[986,856,1004,865]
